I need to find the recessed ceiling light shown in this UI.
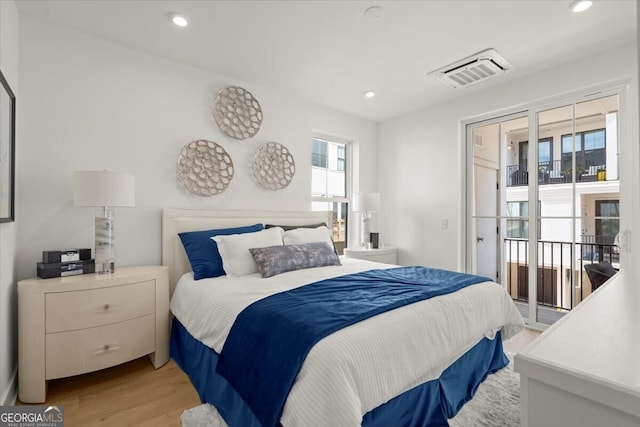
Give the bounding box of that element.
[170,13,190,27]
[569,0,593,13]
[363,90,376,98]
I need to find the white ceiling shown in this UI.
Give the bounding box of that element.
[15,0,637,122]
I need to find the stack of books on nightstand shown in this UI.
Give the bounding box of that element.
[37,249,95,279]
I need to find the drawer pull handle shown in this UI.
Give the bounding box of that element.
[93,343,120,355]
[103,304,110,310]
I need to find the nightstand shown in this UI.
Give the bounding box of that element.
[343,246,397,264]
[18,265,170,403]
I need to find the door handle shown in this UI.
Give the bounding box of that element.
[477,237,485,242]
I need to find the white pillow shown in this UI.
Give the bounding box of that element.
[212,227,283,276]
[283,225,333,248]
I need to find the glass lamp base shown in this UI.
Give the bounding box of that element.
[360,213,371,248]
[95,208,116,274]
[97,260,115,274]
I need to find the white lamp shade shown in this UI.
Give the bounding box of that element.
[73,170,135,207]
[352,192,380,213]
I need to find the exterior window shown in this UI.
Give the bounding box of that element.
[518,138,553,167]
[312,138,327,168]
[561,129,606,172]
[596,200,619,240]
[507,202,527,238]
[312,137,349,253]
[594,200,619,263]
[337,146,346,172]
[507,201,541,239]
[511,138,554,187]
[561,135,573,171]
[538,138,553,167]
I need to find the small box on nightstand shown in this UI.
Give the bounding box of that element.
[42,248,92,264]
[37,259,96,279]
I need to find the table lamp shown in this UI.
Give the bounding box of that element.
[352,192,380,248]
[73,170,135,274]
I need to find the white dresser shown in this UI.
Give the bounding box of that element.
[343,246,397,264]
[18,265,170,403]
[514,270,640,427]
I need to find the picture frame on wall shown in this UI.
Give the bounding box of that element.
[0,69,16,223]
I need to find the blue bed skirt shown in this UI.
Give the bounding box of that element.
[171,318,508,427]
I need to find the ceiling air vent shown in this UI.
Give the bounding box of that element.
[430,48,513,89]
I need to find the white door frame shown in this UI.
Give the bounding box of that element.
[463,111,526,275]
[461,82,629,330]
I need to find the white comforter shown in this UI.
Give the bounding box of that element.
[170,258,524,426]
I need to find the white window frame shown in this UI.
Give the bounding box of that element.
[311,133,353,251]
[311,135,352,204]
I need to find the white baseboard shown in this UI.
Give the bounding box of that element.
[1,367,18,406]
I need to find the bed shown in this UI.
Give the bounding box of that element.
[162,208,524,427]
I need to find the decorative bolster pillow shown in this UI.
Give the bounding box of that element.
[249,242,341,278]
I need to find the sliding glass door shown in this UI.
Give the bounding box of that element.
[467,113,531,321]
[467,91,622,327]
[533,94,620,324]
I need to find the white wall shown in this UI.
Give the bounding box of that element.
[0,0,19,406]
[16,17,378,284]
[635,5,640,264]
[378,43,639,272]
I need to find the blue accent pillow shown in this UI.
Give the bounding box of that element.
[178,223,263,280]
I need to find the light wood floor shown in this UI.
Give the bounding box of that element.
[504,327,541,353]
[17,328,540,426]
[17,357,200,427]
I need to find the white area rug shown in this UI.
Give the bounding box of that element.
[181,355,519,427]
[181,404,227,427]
[449,354,520,427]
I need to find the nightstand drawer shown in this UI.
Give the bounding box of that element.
[343,247,397,265]
[45,314,156,380]
[45,280,155,333]
[362,253,396,264]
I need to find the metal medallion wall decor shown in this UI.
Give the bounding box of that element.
[253,142,296,191]
[177,140,234,196]
[213,86,263,140]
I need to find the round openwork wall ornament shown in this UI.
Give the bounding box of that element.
[177,140,234,196]
[253,142,296,191]
[213,86,263,140]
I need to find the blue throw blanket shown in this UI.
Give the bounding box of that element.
[216,266,490,427]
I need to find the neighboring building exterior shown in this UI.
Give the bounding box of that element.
[503,97,620,316]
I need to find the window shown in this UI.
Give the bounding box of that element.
[518,138,553,168]
[312,137,349,253]
[595,199,620,263]
[538,138,553,167]
[312,138,327,168]
[337,146,345,172]
[507,201,541,239]
[507,202,527,238]
[595,200,619,239]
[561,129,606,172]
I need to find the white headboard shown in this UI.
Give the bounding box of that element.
[161,208,332,295]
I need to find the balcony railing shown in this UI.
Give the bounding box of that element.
[504,237,618,313]
[507,160,608,187]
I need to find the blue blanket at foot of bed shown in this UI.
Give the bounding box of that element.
[171,318,508,427]
[216,266,490,427]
